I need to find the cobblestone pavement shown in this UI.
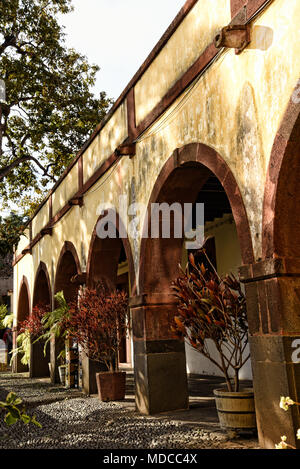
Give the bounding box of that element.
[0,371,260,450]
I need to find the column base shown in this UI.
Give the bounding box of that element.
[134,339,189,415]
[30,340,50,378]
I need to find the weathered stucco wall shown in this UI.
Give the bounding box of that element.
[133,0,300,264]
[31,199,50,240]
[134,0,231,125]
[13,0,300,317]
[52,164,79,216]
[83,102,128,184]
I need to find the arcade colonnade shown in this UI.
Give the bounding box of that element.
[12,0,300,449]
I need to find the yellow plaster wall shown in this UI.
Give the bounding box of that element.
[206,215,242,277]
[134,0,231,125]
[13,254,34,325]
[32,200,50,239]
[181,214,242,276]
[52,163,79,216]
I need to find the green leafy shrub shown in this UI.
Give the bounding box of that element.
[0,392,41,427]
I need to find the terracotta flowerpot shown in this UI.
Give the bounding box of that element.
[213,388,257,432]
[96,371,126,402]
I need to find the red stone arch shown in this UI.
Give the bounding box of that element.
[86,209,136,294]
[33,262,51,307]
[242,84,300,449]
[133,142,254,415]
[17,275,31,324]
[31,262,52,378]
[84,210,135,394]
[55,241,82,302]
[262,86,300,259]
[139,142,254,296]
[51,241,82,383]
[14,276,31,372]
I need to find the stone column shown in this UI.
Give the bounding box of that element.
[240,258,300,449]
[130,293,188,415]
[50,333,64,383]
[30,339,50,378]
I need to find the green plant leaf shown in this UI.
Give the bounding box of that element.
[4,412,18,426]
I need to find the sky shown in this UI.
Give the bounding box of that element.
[59,0,185,101]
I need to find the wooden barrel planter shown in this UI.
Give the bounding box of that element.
[96,371,126,402]
[213,388,256,432]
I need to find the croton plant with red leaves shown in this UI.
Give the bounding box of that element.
[19,303,50,339]
[67,284,129,372]
[171,248,249,392]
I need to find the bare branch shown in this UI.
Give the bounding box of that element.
[0,154,57,182]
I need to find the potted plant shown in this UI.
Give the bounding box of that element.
[57,349,66,385]
[41,291,73,387]
[10,303,47,369]
[171,248,256,433]
[67,284,129,401]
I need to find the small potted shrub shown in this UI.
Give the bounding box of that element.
[67,284,129,401]
[10,303,47,369]
[57,349,66,385]
[171,248,256,432]
[41,291,72,386]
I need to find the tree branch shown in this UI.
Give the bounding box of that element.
[0,35,16,56]
[0,155,57,182]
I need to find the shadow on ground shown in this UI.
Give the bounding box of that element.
[0,371,259,450]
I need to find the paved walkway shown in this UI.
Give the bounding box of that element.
[0,370,260,450]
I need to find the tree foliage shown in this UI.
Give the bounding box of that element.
[0,212,28,257]
[0,0,113,213]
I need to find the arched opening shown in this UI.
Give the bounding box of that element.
[134,143,254,415]
[52,242,81,384]
[30,263,52,378]
[14,277,31,373]
[85,211,135,394]
[253,93,300,448]
[263,111,300,259]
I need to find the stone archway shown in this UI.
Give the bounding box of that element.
[87,209,136,293]
[30,262,52,378]
[52,242,82,384]
[14,276,31,373]
[84,210,135,393]
[132,142,254,415]
[55,241,82,302]
[240,87,300,449]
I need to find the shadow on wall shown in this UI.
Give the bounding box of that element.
[249,26,273,51]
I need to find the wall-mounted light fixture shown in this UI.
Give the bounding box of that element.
[214,24,251,54]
